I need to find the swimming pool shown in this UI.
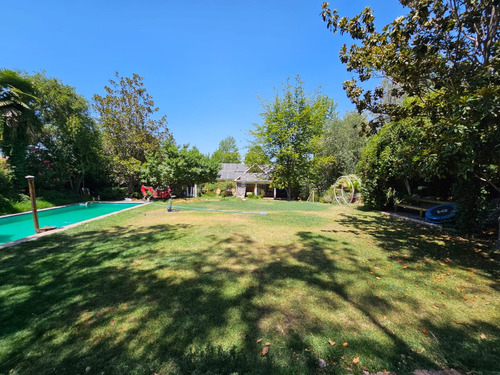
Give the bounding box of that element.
[0,202,143,246]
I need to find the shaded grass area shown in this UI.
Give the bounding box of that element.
[0,200,498,374]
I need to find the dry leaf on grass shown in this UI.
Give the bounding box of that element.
[343,342,348,347]
[353,357,360,364]
[422,329,429,334]
[328,339,336,346]
[256,338,262,344]
[261,346,269,356]
[480,333,487,339]
[265,342,271,346]
[432,305,440,310]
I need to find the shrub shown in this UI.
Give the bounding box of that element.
[98,187,128,201]
[0,196,14,214]
[203,181,235,196]
[0,158,14,197]
[201,190,217,198]
[452,178,489,234]
[321,184,336,204]
[246,192,262,199]
[321,194,333,204]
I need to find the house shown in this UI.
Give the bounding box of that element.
[218,163,277,198]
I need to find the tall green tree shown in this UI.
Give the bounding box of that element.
[173,144,220,187]
[93,73,170,194]
[30,72,103,192]
[0,70,41,186]
[252,76,335,200]
[322,0,500,233]
[244,143,271,166]
[318,111,367,190]
[211,136,241,164]
[141,140,219,190]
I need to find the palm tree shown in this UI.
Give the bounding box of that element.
[0,69,40,142]
[0,70,41,184]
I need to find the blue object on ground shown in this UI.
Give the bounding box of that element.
[425,203,457,224]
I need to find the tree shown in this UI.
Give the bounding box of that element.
[211,136,241,164]
[0,70,41,186]
[318,111,367,190]
[141,140,219,191]
[322,0,500,233]
[93,73,170,194]
[30,72,103,192]
[244,143,271,166]
[252,76,335,200]
[173,144,220,187]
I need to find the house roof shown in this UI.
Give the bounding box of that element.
[218,163,272,183]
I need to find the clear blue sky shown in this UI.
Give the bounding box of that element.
[3,1,406,155]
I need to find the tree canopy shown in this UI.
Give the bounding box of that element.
[31,72,103,192]
[321,0,500,188]
[211,136,241,164]
[244,143,271,166]
[0,70,41,185]
[93,73,170,193]
[252,76,335,200]
[319,111,367,189]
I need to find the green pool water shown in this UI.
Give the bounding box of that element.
[0,202,142,246]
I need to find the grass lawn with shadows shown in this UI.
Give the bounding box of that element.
[0,198,498,374]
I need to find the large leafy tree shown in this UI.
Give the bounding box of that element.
[141,140,219,190]
[211,136,241,164]
[30,72,103,192]
[93,73,170,194]
[322,0,500,234]
[318,111,367,190]
[0,70,41,186]
[321,0,499,181]
[244,143,271,166]
[252,76,335,200]
[173,144,220,187]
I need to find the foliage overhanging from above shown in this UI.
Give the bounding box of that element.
[321,0,499,187]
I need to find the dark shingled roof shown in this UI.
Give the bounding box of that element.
[218,163,272,183]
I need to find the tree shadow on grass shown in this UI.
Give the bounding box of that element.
[336,211,499,282]
[0,223,314,374]
[1,218,498,374]
[224,229,497,374]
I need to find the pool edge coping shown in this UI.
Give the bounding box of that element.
[0,201,148,249]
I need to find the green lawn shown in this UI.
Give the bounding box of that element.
[0,198,498,374]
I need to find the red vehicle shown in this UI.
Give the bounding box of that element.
[141,185,171,200]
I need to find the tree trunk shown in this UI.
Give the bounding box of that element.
[127,176,135,196]
[286,183,292,201]
[74,176,83,194]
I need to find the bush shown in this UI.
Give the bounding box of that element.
[36,189,84,206]
[321,194,333,204]
[98,187,128,201]
[321,184,336,204]
[483,199,500,229]
[452,178,489,234]
[17,193,30,202]
[201,191,217,198]
[246,192,262,199]
[0,195,14,214]
[0,158,14,197]
[203,181,235,196]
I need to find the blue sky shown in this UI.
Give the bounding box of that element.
[2,1,406,155]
